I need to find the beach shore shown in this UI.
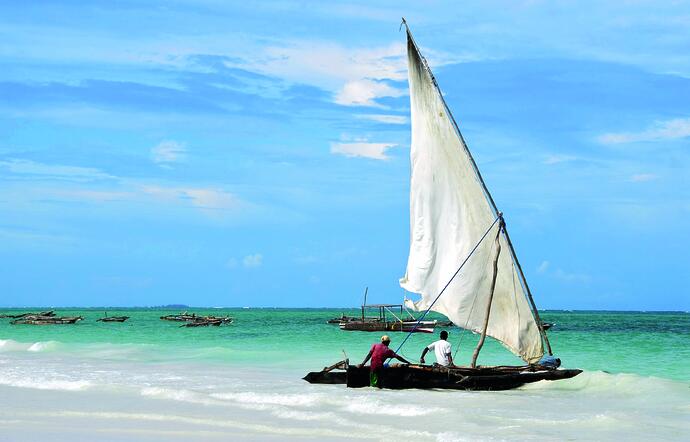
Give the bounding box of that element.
[1,356,688,441]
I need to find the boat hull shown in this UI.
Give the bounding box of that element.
[304,363,582,391]
[10,316,82,325]
[97,316,130,322]
[339,320,435,333]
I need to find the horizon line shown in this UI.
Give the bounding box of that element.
[0,306,688,314]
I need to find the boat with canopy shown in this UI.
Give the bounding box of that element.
[304,20,581,390]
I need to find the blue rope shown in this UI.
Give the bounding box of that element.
[393,214,502,357]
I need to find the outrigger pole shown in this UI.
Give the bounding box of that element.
[401,18,552,355]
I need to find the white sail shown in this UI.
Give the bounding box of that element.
[399,30,544,363]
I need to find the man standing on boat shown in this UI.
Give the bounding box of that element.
[420,330,455,367]
[358,335,411,388]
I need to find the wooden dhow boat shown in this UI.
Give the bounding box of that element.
[180,318,233,327]
[97,314,130,322]
[305,20,581,390]
[327,314,359,324]
[11,315,83,325]
[161,312,233,327]
[338,304,436,333]
[160,312,199,322]
[1,310,55,319]
[304,360,581,391]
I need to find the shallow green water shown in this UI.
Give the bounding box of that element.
[1,308,688,381]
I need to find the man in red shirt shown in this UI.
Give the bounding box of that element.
[358,335,411,388]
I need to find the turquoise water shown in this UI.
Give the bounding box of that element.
[1,308,688,381]
[1,308,689,440]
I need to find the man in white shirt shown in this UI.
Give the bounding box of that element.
[420,330,454,367]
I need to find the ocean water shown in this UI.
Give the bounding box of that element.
[1,309,688,441]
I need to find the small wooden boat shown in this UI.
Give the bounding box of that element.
[304,359,582,391]
[11,315,83,325]
[180,317,233,327]
[160,312,199,322]
[97,315,130,322]
[1,310,55,319]
[339,304,436,333]
[181,319,221,327]
[327,314,359,324]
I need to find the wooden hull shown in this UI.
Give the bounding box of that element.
[160,314,198,321]
[11,316,83,325]
[327,315,359,324]
[161,314,233,325]
[339,320,435,333]
[181,318,233,327]
[1,311,55,319]
[304,362,582,391]
[97,316,130,322]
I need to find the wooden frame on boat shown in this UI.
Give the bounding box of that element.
[338,304,436,333]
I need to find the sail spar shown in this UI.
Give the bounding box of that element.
[399,27,544,363]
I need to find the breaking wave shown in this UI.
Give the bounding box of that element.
[0,339,60,353]
[0,377,92,391]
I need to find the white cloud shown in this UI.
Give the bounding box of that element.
[335,79,405,107]
[543,154,577,165]
[330,141,397,160]
[356,114,408,125]
[553,268,592,284]
[252,42,406,90]
[242,253,263,268]
[598,118,690,144]
[536,260,590,284]
[537,261,550,273]
[141,185,239,210]
[152,140,186,166]
[0,158,114,181]
[630,173,658,182]
[234,41,412,107]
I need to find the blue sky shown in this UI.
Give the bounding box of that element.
[1,1,688,309]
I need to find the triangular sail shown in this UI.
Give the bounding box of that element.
[399,28,544,363]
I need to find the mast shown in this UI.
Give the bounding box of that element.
[402,19,551,354]
[471,225,502,367]
[361,286,368,321]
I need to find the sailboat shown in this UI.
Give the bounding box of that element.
[304,20,581,390]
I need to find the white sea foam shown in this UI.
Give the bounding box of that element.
[270,409,342,423]
[0,339,31,352]
[435,432,470,442]
[27,341,59,352]
[343,396,443,417]
[140,387,218,406]
[0,339,59,353]
[211,391,324,407]
[523,369,685,395]
[1,342,688,441]
[0,377,92,391]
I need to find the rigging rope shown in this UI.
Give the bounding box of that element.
[392,214,502,357]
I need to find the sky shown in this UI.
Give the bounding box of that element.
[1,1,688,310]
